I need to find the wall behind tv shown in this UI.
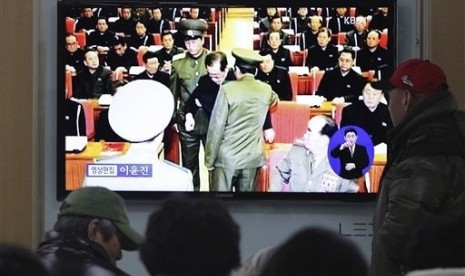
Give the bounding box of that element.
[0,1,464,276]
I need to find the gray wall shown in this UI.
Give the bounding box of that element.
[41,1,420,275]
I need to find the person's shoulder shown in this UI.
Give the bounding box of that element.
[172,52,187,62]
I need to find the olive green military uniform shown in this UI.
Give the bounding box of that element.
[169,19,209,191]
[205,48,279,192]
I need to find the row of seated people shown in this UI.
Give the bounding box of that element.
[254,10,389,69]
[65,7,221,55]
[255,7,390,34]
[68,7,216,35]
[257,25,391,80]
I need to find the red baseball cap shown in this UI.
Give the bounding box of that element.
[371,59,447,95]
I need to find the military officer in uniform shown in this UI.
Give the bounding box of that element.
[205,48,279,192]
[170,19,209,191]
[84,80,193,191]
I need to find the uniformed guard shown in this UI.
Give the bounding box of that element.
[205,48,280,192]
[83,80,193,191]
[170,19,209,191]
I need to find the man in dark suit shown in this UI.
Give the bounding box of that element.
[134,51,169,87]
[330,127,369,179]
[260,31,293,69]
[341,82,393,145]
[256,53,292,100]
[316,48,367,103]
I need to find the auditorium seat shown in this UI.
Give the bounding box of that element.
[152,33,161,45]
[74,32,86,48]
[65,17,76,33]
[270,101,312,143]
[289,70,325,95]
[65,70,73,99]
[380,28,388,49]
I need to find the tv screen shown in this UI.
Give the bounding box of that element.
[57,0,397,201]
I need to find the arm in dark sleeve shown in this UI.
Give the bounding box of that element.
[184,88,200,115]
[263,111,272,130]
[316,73,333,100]
[281,72,293,101]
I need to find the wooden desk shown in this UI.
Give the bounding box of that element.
[309,101,334,117]
[368,153,386,193]
[65,142,130,191]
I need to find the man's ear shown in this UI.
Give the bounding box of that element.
[403,89,415,111]
[87,219,102,242]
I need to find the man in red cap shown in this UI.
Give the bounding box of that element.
[370,59,465,276]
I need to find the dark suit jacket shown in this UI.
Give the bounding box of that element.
[331,143,369,179]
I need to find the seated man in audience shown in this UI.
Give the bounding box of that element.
[183,7,210,21]
[129,20,155,51]
[140,196,241,276]
[257,227,368,276]
[327,7,352,34]
[306,27,339,72]
[106,37,138,72]
[0,244,50,276]
[73,49,114,99]
[64,33,85,74]
[300,15,322,50]
[370,7,390,31]
[113,7,137,38]
[292,7,309,34]
[344,15,368,51]
[261,15,290,50]
[87,16,118,55]
[256,53,292,100]
[356,29,391,80]
[341,82,393,145]
[146,7,170,34]
[258,7,278,33]
[154,31,184,74]
[36,186,143,276]
[260,31,293,69]
[317,48,367,103]
[134,51,170,87]
[271,115,358,193]
[74,7,96,34]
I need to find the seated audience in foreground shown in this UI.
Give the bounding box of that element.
[257,226,368,276]
[0,244,50,276]
[140,196,241,276]
[36,186,143,276]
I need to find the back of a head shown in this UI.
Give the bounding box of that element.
[140,196,241,276]
[406,212,465,272]
[0,244,50,276]
[257,227,368,276]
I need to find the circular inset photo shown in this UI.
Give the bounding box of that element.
[328,125,374,180]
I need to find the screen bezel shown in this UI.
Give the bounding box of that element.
[57,0,397,201]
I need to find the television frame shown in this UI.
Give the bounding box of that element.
[57,0,397,201]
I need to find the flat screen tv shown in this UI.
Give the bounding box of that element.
[57,0,397,201]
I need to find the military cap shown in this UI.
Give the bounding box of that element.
[178,19,208,39]
[59,186,143,251]
[232,48,264,69]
